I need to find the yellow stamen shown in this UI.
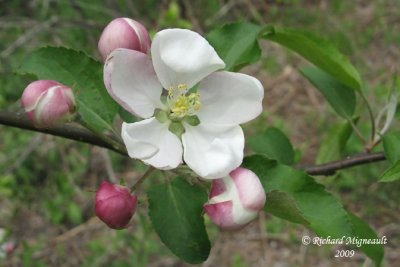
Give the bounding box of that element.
[167,83,201,119]
[177,83,187,91]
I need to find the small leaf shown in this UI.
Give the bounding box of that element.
[19,47,118,133]
[376,89,397,136]
[349,214,384,267]
[382,132,400,164]
[207,22,261,71]
[147,177,210,264]
[261,26,362,91]
[248,127,295,165]
[301,67,356,118]
[379,160,400,182]
[316,120,353,164]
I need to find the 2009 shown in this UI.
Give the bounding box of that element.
[335,250,355,257]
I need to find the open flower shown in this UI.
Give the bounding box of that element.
[104,29,264,179]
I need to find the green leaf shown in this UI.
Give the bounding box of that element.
[118,106,138,123]
[147,177,210,264]
[349,214,384,267]
[207,22,261,71]
[243,155,352,238]
[261,26,362,91]
[316,120,353,164]
[382,132,400,164]
[19,47,118,133]
[381,132,400,182]
[264,190,309,225]
[248,127,295,165]
[242,155,383,266]
[301,67,356,118]
[379,160,400,182]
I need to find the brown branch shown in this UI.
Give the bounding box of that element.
[301,152,386,176]
[0,110,127,156]
[0,110,387,175]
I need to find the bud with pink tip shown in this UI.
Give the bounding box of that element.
[95,181,137,229]
[98,18,151,62]
[204,167,266,230]
[21,80,75,128]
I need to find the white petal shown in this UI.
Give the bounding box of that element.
[104,48,165,119]
[215,176,258,226]
[151,29,225,89]
[197,71,264,126]
[122,118,183,169]
[182,123,244,179]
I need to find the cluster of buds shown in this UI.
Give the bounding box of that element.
[94,18,152,229]
[94,167,265,231]
[95,18,266,230]
[21,18,152,129]
[21,80,76,128]
[20,17,266,231]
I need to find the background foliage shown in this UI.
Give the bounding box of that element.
[0,0,399,266]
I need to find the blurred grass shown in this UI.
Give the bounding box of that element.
[0,0,399,266]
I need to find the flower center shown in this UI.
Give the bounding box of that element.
[167,83,201,119]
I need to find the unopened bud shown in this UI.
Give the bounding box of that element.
[1,241,16,255]
[204,167,266,230]
[95,181,137,229]
[21,80,75,128]
[98,18,151,62]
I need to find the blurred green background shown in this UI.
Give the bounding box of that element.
[0,0,399,266]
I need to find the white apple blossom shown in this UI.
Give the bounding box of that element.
[104,28,264,179]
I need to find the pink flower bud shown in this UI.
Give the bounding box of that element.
[95,181,137,229]
[98,18,151,62]
[204,167,266,230]
[1,241,16,254]
[21,80,75,128]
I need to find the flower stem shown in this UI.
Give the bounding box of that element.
[359,92,376,150]
[347,117,367,144]
[130,167,155,192]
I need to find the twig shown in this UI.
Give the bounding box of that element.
[0,110,387,176]
[52,216,100,244]
[302,152,386,176]
[181,0,203,33]
[5,134,43,173]
[258,212,268,266]
[0,110,127,156]
[205,0,237,26]
[0,16,58,59]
